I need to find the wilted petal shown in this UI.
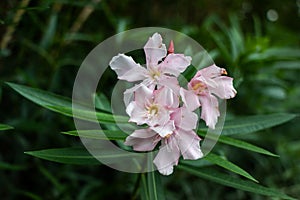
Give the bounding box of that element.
[110,54,148,81]
[208,76,237,99]
[124,129,160,151]
[179,88,201,111]
[171,107,198,131]
[199,93,220,129]
[160,54,192,77]
[144,33,167,66]
[175,129,203,160]
[153,137,180,175]
[151,120,175,138]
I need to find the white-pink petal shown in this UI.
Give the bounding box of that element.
[134,84,153,106]
[154,86,179,109]
[160,54,192,77]
[127,102,146,125]
[171,107,198,131]
[199,93,220,129]
[151,120,175,138]
[124,129,160,151]
[175,129,203,160]
[153,137,180,176]
[208,76,237,99]
[109,54,148,82]
[197,64,223,79]
[179,88,201,111]
[144,33,167,66]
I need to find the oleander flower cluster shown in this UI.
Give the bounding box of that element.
[109,33,237,175]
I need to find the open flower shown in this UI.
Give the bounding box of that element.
[180,64,237,129]
[126,85,178,137]
[109,33,191,105]
[124,107,203,175]
[153,107,202,175]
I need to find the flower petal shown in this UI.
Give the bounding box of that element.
[110,54,148,82]
[158,76,180,95]
[144,33,167,66]
[124,129,160,151]
[175,129,203,160]
[208,76,237,99]
[196,64,223,79]
[199,93,220,129]
[171,107,198,131]
[151,120,175,138]
[134,84,153,106]
[179,88,201,111]
[126,102,146,125]
[153,137,180,175]
[154,86,179,109]
[160,54,192,76]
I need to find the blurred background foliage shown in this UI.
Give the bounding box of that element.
[0,0,299,199]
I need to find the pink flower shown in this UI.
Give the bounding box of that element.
[153,107,202,175]
[109,33,191,105]
[124,107,203,175]
[180,64,237,129]
[126,85,178,137]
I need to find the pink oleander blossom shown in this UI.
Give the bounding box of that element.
[180,64,237,129]
[126,85,178,138]
[109,33,191,105]
[124,107,203,175]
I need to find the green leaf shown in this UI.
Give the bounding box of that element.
[7,82,72,108]
[178,165,296,200]
[25,147,99,165]
[93,93,112,113]
[218,135,278,157]
[142,152,165,200]
[197,131,278,157]
[0,123,13,131]
[62,130,127,140]
[203,153,257,182]
[25,147,144,165]
[47,105,129,124]
[7,82,129,124]
[147,171,165,200]
[198,113,297,136]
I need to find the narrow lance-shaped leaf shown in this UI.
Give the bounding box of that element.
[146,152,165,200]
[0,124,13,131]
[7,82,72,108]
[47,105,129,124]
[25,147,144,165]
[7,82,129,124]
[178,165,296,200]
[198,113,297,136]
[217,135,278,157]
[203,153,257,182]
[197,131,278,157]
[25,148,99,165]
[62,130,128,140]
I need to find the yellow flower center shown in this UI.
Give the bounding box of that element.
[192,82,206,92]
[149,69,161,80]
[147,105,159,116]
